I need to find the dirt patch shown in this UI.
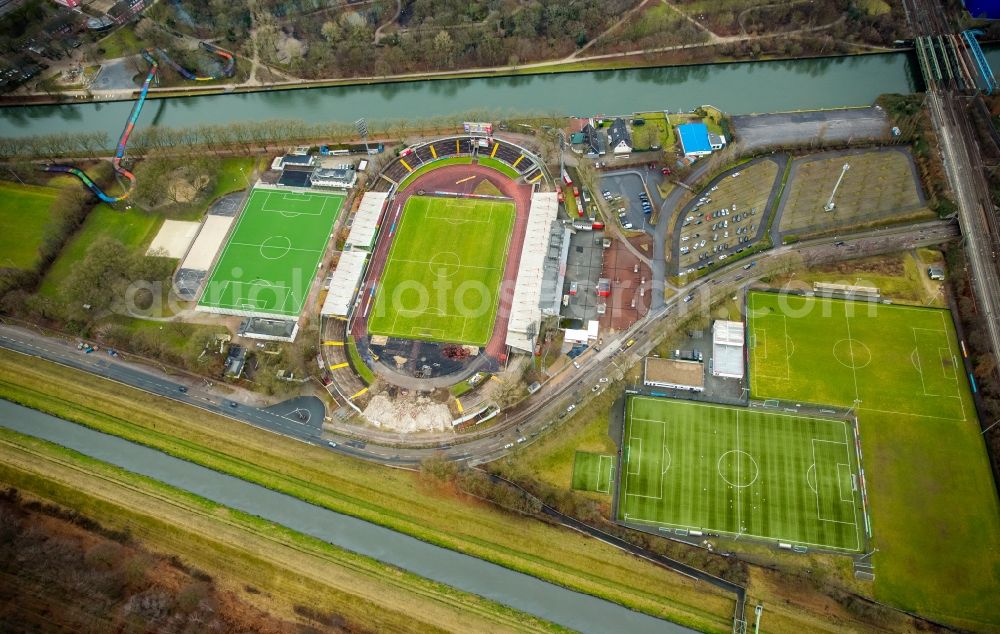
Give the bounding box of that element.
[167,172,210,203]
[363,392,453,432]
[473,179,503,197]
[817,254,905,277]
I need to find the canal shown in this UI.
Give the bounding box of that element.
[0,399,696,634]
[0,52,925,142]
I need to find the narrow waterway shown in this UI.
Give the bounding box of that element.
[0,52,924,142]
[0,399,698,634]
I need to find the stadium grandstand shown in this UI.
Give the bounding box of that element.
[321,250,368,318]
[813,282,881,302]
[320,317,371,411]
[507,192,560,353]
[319,132,553,398]
[373,136,542,192]
[346,192,388,251]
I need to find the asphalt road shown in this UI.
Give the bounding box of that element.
[0,330,324,443]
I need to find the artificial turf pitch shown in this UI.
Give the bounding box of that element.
[619,396,864,552]
[368,195,514,346]
[198,188,343,317]
[747,290,967,419]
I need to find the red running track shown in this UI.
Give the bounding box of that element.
[353,162,531,363]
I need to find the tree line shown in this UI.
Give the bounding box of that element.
[0,110,562,161]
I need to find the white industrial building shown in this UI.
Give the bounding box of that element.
[711,320,745,379]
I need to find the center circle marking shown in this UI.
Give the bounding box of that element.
[718,450,759,488]
[833,338,872,369]
[260,235,292,260]
[428,251,461,277]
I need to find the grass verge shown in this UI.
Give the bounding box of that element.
[346,337,374,385]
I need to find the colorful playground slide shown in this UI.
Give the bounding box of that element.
[44,43,235,203]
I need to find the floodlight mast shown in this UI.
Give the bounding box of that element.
[824,163,850,212]
[355,118,370,154]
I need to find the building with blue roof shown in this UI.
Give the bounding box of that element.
[677,122,726,157]
[963,0,1000,19]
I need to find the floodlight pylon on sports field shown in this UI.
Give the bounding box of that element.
[824,163,850,212]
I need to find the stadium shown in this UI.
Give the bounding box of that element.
[319,130,556,406]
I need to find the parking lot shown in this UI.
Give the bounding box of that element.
[646,329,746,405]
[598,168,663,235]
[671,156,785,275]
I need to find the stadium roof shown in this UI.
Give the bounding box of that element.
[506,193,560,353]
[278,167,313,188]
[321,250,368,317]
[712,320,745,378]
[282,153,314,165]
[678,123,713,155]
[345,192,388,251]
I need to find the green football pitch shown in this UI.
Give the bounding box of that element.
[368,195,514,346]
[619,396,865,552]
[572,452,616,493]
[747,290,968,420]
[747,291,1000,626]
[198,188,343,317]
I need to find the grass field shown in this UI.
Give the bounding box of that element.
[747,290,1000,628]
[41,204,163,295]
[0,181,60,270]
[619,396,865,552]
[747,291,967,419]
[397,157,472,190]
[778,149,930,238]
[571,452,616,493]
[368,195,514,345]
[0,348,735,632]
[477,156,521,179]
[198,188,343,317]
